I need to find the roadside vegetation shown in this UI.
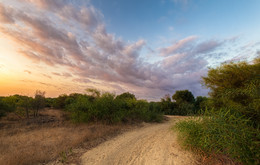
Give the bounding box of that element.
[159,90,208,116]
[0,90,163,124]
[0,113,127,165]
[175,58,260,164]
[0,88,208,165]
[0,89,164,164]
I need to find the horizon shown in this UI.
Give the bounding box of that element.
[0,0,259,100]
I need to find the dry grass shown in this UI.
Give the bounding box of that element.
[0,109,134,165]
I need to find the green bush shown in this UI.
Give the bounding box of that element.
[175,58,260,164]
[194,96,208,114]
[0,95,21,118]
[175,109,260,164]
[159,90,205,116]
[66,91,163,124]
[95,92,124,124]
[0,98,8,117]
[202,58,260,126]
[175,102,194,115]
[66,95,95,123]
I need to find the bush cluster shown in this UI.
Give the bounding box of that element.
[159,91,208,116]
[175,58,260,164]
[65,92,163,124]
[175,109,259,164]
[0,90,163,124]
[0,91,45,118]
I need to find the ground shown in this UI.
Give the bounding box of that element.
[0,109,199,165]
[80,116,198,165]
[0,109,135,165]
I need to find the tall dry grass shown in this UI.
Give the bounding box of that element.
[0,110,127,165]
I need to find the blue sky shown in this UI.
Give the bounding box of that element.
[0,0,259,100]
[91,0,260,64]
[92,0,260,41]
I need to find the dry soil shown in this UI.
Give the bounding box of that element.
[81,116,198,165]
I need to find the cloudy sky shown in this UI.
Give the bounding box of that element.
[0,0,259,100]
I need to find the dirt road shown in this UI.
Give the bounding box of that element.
[81,116,198,165]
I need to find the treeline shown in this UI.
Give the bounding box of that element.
[50,89,163,124]
[175,58,260,164]
[0,88,207,123]
[53,89,208,118]
[0,89,163,124]
[0,90,45,118]
[1,83,210,123]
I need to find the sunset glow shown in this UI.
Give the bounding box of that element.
[0,0,259,100]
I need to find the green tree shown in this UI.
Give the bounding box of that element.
[17,96,33,118]
[172,90,195,104]
[0,97,9,117]
[160,94,174,114]
[116,92,136,100]
[172,90,195,115]
[194,96,208,114]
[202,58,260,125]
[54,94,68,109]
[45,97,55,108]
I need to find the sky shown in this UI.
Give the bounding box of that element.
[0,0,259,100]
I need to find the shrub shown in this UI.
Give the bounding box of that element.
[160,94,174,115]
[175,58,260,164]
[194,96,208,114]
[53,94,68,109]
[0,98,8,117]
[66,91,163,124]
[95,92,123,124]
[159,90,203,116]
[175,109,260,164]
[174,102,194,116]
[67,95,95,123]
[202,58,260,126]
[0,95,22,118]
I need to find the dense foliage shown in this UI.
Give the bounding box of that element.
[175,109,259,164]
[0,91,45,118]
[175,58,260,164]
[203,58,260,126]
[66,92,163,124]
[159,90,208,116]
[0,90,163,124]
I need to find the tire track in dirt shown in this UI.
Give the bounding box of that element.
[81,116,198,165]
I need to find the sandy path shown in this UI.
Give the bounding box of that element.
[81,117,198,165]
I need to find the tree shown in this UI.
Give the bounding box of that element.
[54,94,68,109]
[202,57,260,125]
[0,97,9,118]
[194,96,208,114]
[116,92,136,100]
[17,96,33,118]
[160,94,174,114]
[172,90,195,104]
[172,90,195,115]
[32,90,45,117]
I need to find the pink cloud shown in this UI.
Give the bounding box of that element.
[0,1,241,100]
[160,35,197,56]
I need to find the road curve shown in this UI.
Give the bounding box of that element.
[81,116,197,165]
